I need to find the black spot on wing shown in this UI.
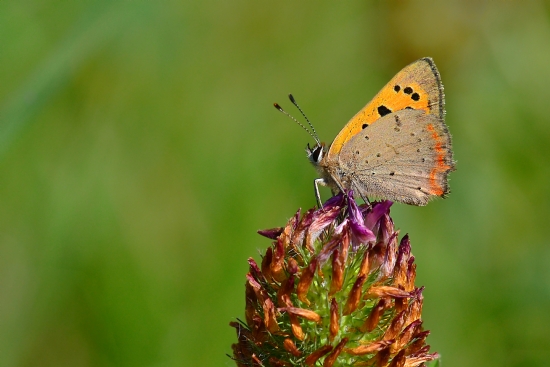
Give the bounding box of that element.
[394,115,402,126]
[404,87,413,94]
[394,85,400,92]
[411,92,420,101]
[377,105,392,117]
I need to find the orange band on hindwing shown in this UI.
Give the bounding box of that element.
[426,124,452,196]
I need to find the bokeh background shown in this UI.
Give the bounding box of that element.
[1,1,550,366]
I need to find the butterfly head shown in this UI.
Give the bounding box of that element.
[306,142,325,166]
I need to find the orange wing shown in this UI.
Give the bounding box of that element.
[328,57,445,157]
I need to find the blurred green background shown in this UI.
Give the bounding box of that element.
[1,1,549,366]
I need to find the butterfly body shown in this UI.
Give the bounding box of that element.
[306,57,455,206]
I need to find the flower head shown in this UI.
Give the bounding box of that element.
[230,192,439,367]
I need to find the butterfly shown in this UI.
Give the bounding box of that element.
[275,58,455,206]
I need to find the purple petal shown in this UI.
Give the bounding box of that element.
[365,200,393,230]
[305,206,341,251]
[318,233,343,265]
[349,220,376,249]
[347,193,365,226]
[292,208,315,245]
[334,218,348,235]
[257,227,284,239]
[323,191,346,210]
[247,258,264,282]
[347,194,375,247]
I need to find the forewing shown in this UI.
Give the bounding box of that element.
[328,57,444,157]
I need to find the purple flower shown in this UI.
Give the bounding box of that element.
[346,191,376,248]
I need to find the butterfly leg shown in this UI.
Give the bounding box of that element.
[313,178,328,208]
[352,180,372,207]
[358,192,371,207]
[314,177,348,208]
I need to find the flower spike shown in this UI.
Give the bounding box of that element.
[231,191,440,366]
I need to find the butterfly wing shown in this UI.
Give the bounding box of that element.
[338,109,454,206]
[328,57,444,157]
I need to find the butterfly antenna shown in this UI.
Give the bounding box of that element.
[273,102,321,145]
[288,94,320,144]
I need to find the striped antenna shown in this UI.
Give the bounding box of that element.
[288,94,320,144]
[273,101,321,145]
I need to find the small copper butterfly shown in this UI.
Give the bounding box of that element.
[275,57,455,206]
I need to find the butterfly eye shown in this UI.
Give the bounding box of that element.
[311,145,324,163]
